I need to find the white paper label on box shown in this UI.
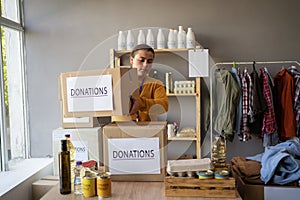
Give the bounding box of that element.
[66,75,113,112]
[72,140,88,161]
[188,49,209,77]
[63,117,90,123]
[108,137,160,175]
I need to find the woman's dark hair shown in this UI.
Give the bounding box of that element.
[130,44,155,58]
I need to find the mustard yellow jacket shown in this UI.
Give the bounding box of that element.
[131,76,168,121]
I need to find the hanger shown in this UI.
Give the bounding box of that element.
[252,61,256,72]
[232,61,236,69]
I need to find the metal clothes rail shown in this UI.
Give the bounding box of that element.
[212,60,300,66]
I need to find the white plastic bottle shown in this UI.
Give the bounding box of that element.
[167,29,176,49]
[118,31,126,50]
[186,27,195,48]
[146,29,155,49]
[177,26,186,48]
[137,30,146,45]
[157,28,165,49]
[173,29,178,48]
[126,30,135,50]
[74,161,83,195]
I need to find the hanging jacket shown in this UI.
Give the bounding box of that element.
[214,70,241,141]
[231,68,242,135]
[274,68,296,141]
[249,65,267,135]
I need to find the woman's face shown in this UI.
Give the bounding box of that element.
[130,50,154,79]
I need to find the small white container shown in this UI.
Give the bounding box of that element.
[177,25,186,48]
[146,29,155,48]
[186,27,195,48]
[167,124,175,138]
[137,30,145,45]
[126,30,135,50]
[167,29,176,49]
[117,31,126,50]
[157,28,165,49]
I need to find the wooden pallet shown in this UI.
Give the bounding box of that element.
[165,176,237,198]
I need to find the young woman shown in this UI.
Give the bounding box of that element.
[129,44,168,121]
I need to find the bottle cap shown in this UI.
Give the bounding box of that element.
[76,161,82,166]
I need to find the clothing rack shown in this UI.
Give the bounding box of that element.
[209,60,300,157]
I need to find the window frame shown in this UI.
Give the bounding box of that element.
[0,0,28,172]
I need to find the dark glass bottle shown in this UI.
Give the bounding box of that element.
[59,139,71,194]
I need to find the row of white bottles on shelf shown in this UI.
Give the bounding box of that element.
[117,26,196,50]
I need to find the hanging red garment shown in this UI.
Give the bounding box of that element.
[260,68,277,135]
[274,69,296,141]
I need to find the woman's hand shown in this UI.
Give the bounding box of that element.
[129,96,140,115]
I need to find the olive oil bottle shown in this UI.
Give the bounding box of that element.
[59,139,71,194]
[64,134,76,188]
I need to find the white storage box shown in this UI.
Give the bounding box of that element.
[52,127,103,175]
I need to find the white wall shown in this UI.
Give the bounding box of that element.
[23,0,300,159]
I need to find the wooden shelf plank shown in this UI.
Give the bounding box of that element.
[115,48,194,55]
[168,137,197,141]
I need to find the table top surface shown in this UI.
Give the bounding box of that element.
[41,181,242,200]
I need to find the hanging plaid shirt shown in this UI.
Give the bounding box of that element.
[287,67,300,137]
[246,71,254,123]
[239,69,251,141]
[260,68,277,134]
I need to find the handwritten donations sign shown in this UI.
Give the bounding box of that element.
[66,75,113,112]
[108,137,160,175]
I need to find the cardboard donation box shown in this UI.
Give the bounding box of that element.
[59,102,111,129]
[61,116,100,128]
[103,121,167,181]
[59,67,138,118]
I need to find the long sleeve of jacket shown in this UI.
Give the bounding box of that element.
[132,76,168,121]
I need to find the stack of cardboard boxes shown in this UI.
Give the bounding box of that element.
[53,67,138,174]
[53,67,167,182]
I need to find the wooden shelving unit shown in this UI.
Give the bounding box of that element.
[110,48,201,158]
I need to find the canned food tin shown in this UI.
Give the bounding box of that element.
[198,170,214,179]
[214,169,229,179]
[97,172,111,197]
[82,176,96,197]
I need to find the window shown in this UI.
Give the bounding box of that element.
[0,0,28,171]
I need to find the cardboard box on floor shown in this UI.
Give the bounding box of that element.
[234,173,300,200]
[59,67,138,119]
[103,121,167,181]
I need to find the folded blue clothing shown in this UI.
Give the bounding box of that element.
[247,138,300,185]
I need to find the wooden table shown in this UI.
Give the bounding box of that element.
[41,181,242,200]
